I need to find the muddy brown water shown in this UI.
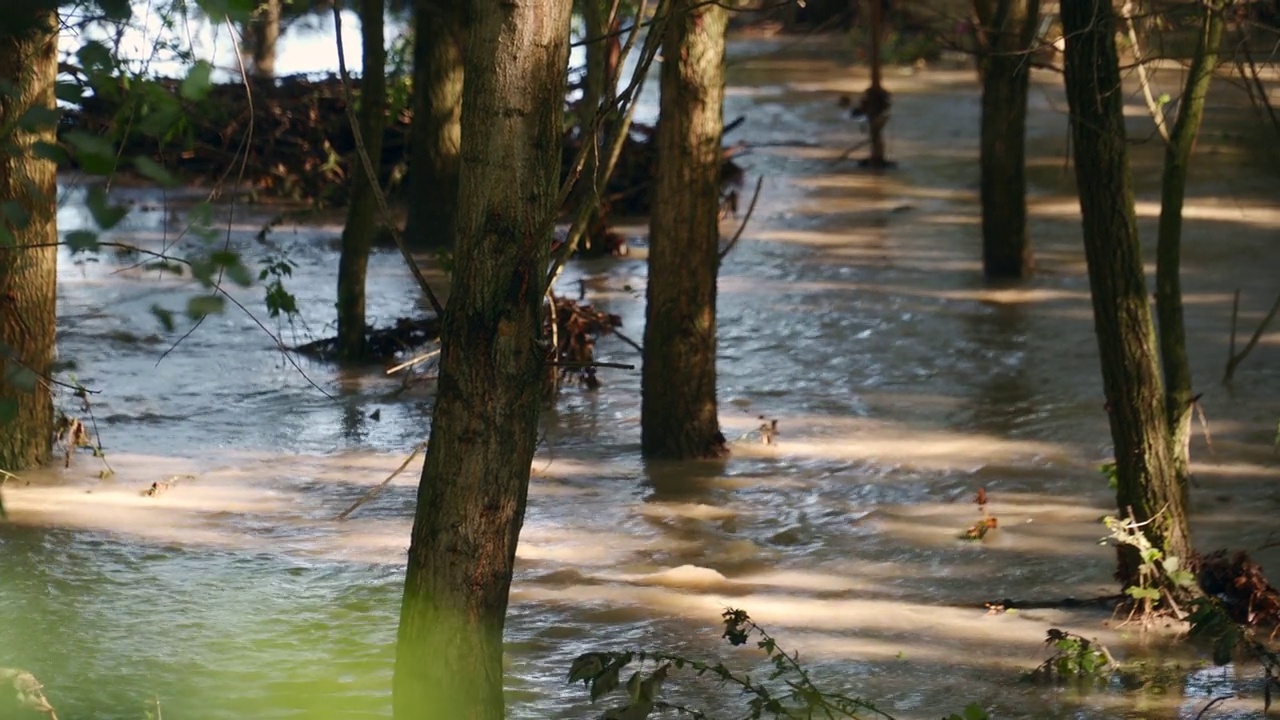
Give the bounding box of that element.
[4,37,1280,719]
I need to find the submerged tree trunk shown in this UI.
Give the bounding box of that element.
[0,5,58,471]
[974,0,1038,280]
[335,0,387,360]
[1061,0,1193,586]
[391,0,571,717]
[403,0,464,251]
[640,0,728,460]
[246,0,282,78]
[865,0,889,167]
[1155,1,1225,480]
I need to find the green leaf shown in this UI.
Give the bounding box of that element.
[55,82,85,105]
[591,665,620,702]
[151,304,176,332]
[0,398,18,425]
[17,106,60,133]
[133,156,177,186]
[66,230,100,253]
[86,186,128,230]
[180,61,214,101]
[186,294,225,319]
[96,0,132,21]
[1,201,29,231]
[0,226,12,248]
[76,41,114,75]
[30,141,68,164]
[4,363,39,393]
[64,130,118,175]
[625,671,641,703]
[196,0,256,23]
[961,703,990,720]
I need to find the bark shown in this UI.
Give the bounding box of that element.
[335,0,387,360]
[974,0,1038,280]
[1060,0,1193,586]
[579,0,608,136]
[641,0,728,460]
[1155,1,1224,480]
[247,0,281,78]
[391,0,571,717]
[865,0,889,167]
[0,5,57,471]
[403,0,464,251]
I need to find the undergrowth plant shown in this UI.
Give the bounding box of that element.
[568,608,989,720]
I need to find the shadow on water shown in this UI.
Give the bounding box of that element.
[2,33,1279,720]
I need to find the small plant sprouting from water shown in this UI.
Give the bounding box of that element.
[1099,461,1119,489]
[1027,628,1116,683]
[1101,514,1197,623]
[568,608,909,719]
[959,487,998,541]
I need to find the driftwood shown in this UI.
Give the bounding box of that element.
[545,296,630,392]
[292,316,440,362]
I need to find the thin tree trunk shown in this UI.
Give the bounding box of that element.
[403,0,464,251]
[1155,1,1224,479]
[1061,0,1193,587]
[249,0,281,78]
[579,0,608,136]
[391,0,571,717]
[974,0,1038,280]
[641,0,728,460]
[335,0,387,359]
[0,5,58,471]
[866,0,888,167]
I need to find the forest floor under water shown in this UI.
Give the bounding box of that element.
[3,34,1280,720]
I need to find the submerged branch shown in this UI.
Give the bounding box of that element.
[1223,289,1280,384]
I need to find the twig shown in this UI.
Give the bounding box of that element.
[611,329,643,354]
[335,441,427,520]
[546,360,635,370]
[1119,0,1171,143]
[718,175,764,262]
[332,5,445,319]
[157,18,258,365]
[385,349,441,375]
[1193,694,1233,720]
[1223,289,1280,383]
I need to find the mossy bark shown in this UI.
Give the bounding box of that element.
[391,0,571,717]
[641,0,728,460]
[1155,1,1224,481]
[1061,0,1194,587]
[0,5,58,471]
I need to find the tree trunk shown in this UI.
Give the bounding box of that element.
[391,0,571,717]
[403,0,464,251]
[579,0,608,136]
[248,0,281,78]
[1155,1,1224,480]
[1060,0,1193,587]
[974,0,1038,280]
[335,0,387,360]
[864,0,890,167]
[640,0,728,460]
[0,5,57,472]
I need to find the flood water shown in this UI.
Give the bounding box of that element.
[4,35,1280,720]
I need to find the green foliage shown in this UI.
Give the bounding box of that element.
[569,608,916,719]
[1098,461,1118,489]
[942,704,990,720]
[1101,514,1197,618]
[1028,629,1115,683]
